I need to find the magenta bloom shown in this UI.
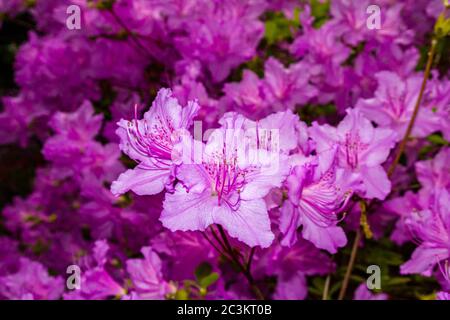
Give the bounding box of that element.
[415,146,450,192]
[262,58,318,111]
[111,88,199,196]
[63,240,126,300]
[150,231,217,281]
[353,284,388,301]
[222,70,269,120]
[174,0,265,82]
[126,247,173,300]
[255,238,334,300]
[43,100,102,164]
[355,71,442,139]
[401,189,450,276]
[280,153,352,253]
[331,0,413,46]
[0,258,63,300]
[309,108,397,200]
[437,291,450,300]
[160,113,290,248]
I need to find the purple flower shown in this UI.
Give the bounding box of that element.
[262,58,318,111]
[352,43,419,101]
[43,101,123,181]
[160,113,290,248]
[280,153,352,253]
[0,258,64,300]
[0,93,48,146]
[355,71,442,139]
[222,70,269,120]
[331,0,413,46]
[437,291,450,300]
[290,15,350,67]
[254,238,334,300]
[353,283,388,300]
[64,240,126,300]
[415,148,450,192]
[172,73,220,127]
[0,0,25,18]
[111,88,199,196]
[309,108,397,200]
[43,100,102,163]
[174,0,265,82]
[150,231,216,281]
[401,189,450,276]
[126,247,173,299]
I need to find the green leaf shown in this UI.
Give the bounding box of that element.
[310,0,330,28]
[434,12,450,38]
[427,134,449,145]
[385,277,411,287]
[195,262,213,281]
[175,289,189,300]
[199,272,219,289]
[265,13,293,45]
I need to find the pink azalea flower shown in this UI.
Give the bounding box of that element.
[126,247,173,299]
[331,0,413,46]
[401,189,450,276]
[222,70,269,120]
[437,291,450,300]
[353,283,388,300]
[262,58,318,111]
[160,113,290,248]
[355,71,442,139]
[263,239,334,300]
[0,258,64,300]
[63,240,126,300]
[415,148,450,192]
[150,231,216,281]
[280,152,353,253]
[111,88,199,196]
[173,0,265,82]
[309,108,397,200]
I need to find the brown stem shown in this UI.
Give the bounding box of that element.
[108,9,153,59]
[387,37,438,177]
[322,274,331,300]
[215,225,265,300]
[201,232,227,259]
[247,247,256,272]
[210,226,230,254]
[338,228,362,300]
[337,27,441,300]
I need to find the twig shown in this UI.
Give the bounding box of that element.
[108,8,153,59]
[201,231,227,259]
[338,227,362,300]
[337,31,440,299]
[322,274,331,300]
[215,225,265,300]
[247,247,256,273]
[387,37,438,177]
[210,226,230,254]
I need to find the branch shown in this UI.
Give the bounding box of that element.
[337,23,443,299]
[387,38,438,177]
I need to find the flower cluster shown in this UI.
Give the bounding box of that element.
[0,0,448,300]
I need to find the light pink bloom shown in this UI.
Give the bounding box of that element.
[160,113,290,248]
[280,153,353,253]
[111,88,199,196]
[309,108,397,200]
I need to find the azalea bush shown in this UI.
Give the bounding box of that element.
[0,0,449,300]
